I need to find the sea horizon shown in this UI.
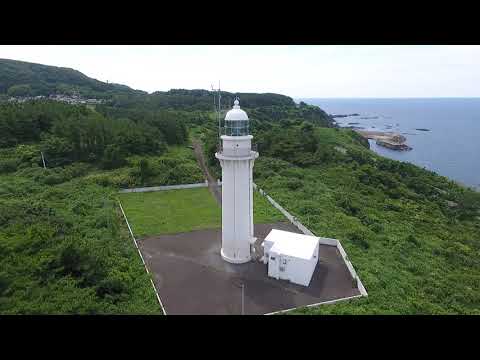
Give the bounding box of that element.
[297,96,480,100]
[302,97,480,190]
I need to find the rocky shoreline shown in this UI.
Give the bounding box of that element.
[331,111,415,151]
[330,113,360,118]
[354,130,412,151]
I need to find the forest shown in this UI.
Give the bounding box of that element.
[0,101,188,169]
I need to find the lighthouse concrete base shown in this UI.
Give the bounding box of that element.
[136,222,361,314]
[221,248,251,264]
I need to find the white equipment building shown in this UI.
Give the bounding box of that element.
[261,229,320,287]
[215,98,258,264]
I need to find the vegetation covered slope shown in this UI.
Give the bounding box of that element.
[254,151,480,314]
[0,58,145,98]
[0,166,161,314]
[0,58,318,113]
[0,140,206,314]
[0,97,200,314]
[201,114,480,315]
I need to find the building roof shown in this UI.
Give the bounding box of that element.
[266,229,319,260]
[225,98,249,121]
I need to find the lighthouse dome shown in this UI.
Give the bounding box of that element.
[224,98,250,136]
[225,98,249,121]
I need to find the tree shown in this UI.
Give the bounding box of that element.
[300,122,317,153]
[15,144,39,165]
[138,159,152,186]
[101,144,126,170]
[40,134,74,167]
[7,84,32,97]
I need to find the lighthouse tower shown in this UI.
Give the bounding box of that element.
[215,98,259,264]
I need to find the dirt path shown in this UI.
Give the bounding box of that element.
[191,139,222,206]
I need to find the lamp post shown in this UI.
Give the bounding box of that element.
[233,280,245,315]
[241,283,245,315]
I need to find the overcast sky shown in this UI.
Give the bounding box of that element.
[1,45,479,98]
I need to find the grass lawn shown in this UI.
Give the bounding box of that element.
[119,187,220,237]
[119,187,286,237]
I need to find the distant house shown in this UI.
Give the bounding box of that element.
[5,93,103,106]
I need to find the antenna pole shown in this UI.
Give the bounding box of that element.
[212,81,222,150]
[218,81,221,142]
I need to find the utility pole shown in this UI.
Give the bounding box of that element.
[40,151,46,169]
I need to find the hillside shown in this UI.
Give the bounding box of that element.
[0,59,333,127]
[250,134,480,314]
[199,113,480,315]
[0,58,146,99]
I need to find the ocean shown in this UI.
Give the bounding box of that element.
[299,98,480,190]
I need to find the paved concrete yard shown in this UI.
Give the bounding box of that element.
[138,221,360,315]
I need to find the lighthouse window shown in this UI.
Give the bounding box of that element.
[225,120,249,136]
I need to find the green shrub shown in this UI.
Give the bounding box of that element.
[43,174,67,185]
[337,194,360,216]
[406,234,420,247]
[96,276,128,299]
[297,202,318,216]
[0,272,10,296]
[0,159,19,174]
[15,144,37,161]
[370,222,384,233]
[285,178,303,191]
[349,231,370,250]
[55,242,106,287]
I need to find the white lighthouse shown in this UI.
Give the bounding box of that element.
[215,98,259,264]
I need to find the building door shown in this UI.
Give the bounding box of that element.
[279,256,289,281]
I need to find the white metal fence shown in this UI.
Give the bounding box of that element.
[117,200,167,314]
[119,180,208,193]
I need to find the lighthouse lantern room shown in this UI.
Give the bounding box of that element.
[215,98,258,264]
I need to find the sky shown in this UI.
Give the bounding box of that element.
[1,45,480,98]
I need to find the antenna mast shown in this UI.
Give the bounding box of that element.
[211,81,222,149]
